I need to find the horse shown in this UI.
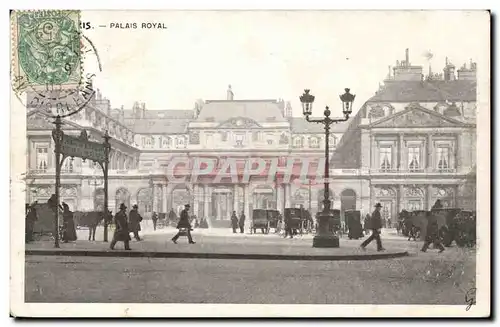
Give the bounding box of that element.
[74,211,105,241]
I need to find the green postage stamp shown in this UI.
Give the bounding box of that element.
[11,10,82,92]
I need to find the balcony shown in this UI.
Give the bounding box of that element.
[369,167,458,175]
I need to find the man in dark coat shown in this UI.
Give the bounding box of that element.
[128,204,143,241]
[284,212,293,239]
[432,200,443,210]
[25,202,38,243]
[62,202,77,242]
[172,204,196,244]
[421,213,445,253]
[360,203,386,252]
[239,211,246,234]
[231,211,238,233]
[152,211,158,231]
[110,203,131,250]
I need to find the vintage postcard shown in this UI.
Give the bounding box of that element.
[10,10,490,318]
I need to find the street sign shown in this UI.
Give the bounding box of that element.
[54,130,107,163]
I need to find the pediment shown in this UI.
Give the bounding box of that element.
[217,117,262,129]
[370,105,465,128]
[27,110,82,130]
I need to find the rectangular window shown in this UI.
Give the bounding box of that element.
[221,132,228,142]
[63,159,74,172]
[436,147,450,170]
[407,200,422,211]
[379,146,392,171]
[252,131,259,142]
[36,147,48,172]
[235,134,244,147]
[408,147,421,171]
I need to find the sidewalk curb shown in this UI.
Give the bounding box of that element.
[25,249,409,261]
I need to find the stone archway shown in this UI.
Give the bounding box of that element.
[293,188,310,209]
[172,185,191,217]
[252,185,276,210]
[115,188,130,213]
[317,187,334,212]
[136,188,153,216]
[340,189,357,211]
[340,189,357,224]
[94,188,105,211]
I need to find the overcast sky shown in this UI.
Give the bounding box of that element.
[82,10,488,117]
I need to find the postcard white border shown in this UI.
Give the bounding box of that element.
[8,7,491,318]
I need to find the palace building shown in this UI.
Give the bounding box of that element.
[25,49,477,226]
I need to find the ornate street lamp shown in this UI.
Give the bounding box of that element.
[300,88,355,248]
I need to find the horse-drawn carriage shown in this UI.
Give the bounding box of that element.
[285,208,314,236]
[31,202,63,240]
[345,210,364,239]
[398,208,476,248]
[251,209,280,234]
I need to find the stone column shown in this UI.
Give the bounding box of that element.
[427,134,434,170]
[285,184,292,208]
[426,184,433,210]
[233,184,240,215]
[398,133,404,170]
[370,133,375,170]
[152,183,158,213]
[276,184,284,214]
[456,133,463,173]
[226,192,232,219]
[161,184,167,213]
[204,185,210,219]
[244,184,250,224]
[193,184,199,218]
[398,184,404,213]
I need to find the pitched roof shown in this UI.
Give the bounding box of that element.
[289,117,350,134]
[368,80,476,103]
[123,110,194,119]
[124,118,190,134]
[27,110,83,130]
[196,100,287,122]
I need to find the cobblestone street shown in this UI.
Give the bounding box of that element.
[25,228,476,304]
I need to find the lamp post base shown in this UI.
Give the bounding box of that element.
[313,234,340,248]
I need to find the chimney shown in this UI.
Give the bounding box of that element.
[141,102,146,118]
[227,85,234,100]
[285,101,292,117]
[443,57,456,81]
[405,48,410,67]
[387,65,391,79]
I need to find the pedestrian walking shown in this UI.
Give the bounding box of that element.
[239,211,246,233]
[129,204,143,241]
[360,203,385,252]
[110,203,132,250]
[152,211,158,231]
[231,211,239,233]
[421,213,445,253]
[172,204,196,244]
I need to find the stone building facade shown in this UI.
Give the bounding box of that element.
[25,49,477,226]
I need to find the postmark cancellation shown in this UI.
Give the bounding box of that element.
[11,10,82,94]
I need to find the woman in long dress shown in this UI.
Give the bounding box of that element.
[62,202,77,242]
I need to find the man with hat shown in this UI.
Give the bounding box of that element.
[360,203,386,252]
[128,204,143,241]
[172,204,196,244]
[110,203,131,250]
